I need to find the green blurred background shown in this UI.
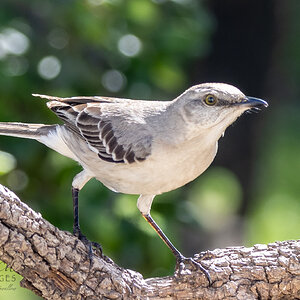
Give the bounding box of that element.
[0,0,299,298]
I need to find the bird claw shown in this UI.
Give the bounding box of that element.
[176,255,212,286]
[73,227,103,262]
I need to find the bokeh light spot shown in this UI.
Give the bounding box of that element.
[101,69,126,92]
[4,57,28,77]
[37,56,61,80]
[127,0,159,25]
[7,169,29,191]
[0,151,16,175]
[0,28,30,59]
[118,34,142,57]
[48,28,69,49]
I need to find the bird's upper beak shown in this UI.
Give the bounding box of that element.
[244,96,269,108]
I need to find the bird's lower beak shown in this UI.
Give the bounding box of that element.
[244,96,269,108]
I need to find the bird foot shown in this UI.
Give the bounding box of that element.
[73,227,103,262]
[175,255,212,285]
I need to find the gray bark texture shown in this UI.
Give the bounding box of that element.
[0,184,300,299]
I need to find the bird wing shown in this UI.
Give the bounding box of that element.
[36,95,153,164]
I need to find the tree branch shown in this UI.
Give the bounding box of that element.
[0,184,300,299]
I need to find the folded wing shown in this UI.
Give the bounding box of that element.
[36,95,152,164]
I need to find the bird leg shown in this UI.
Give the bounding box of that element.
[142,213,211,285]
[72,187,103,261]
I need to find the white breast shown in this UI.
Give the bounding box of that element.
[50,125,219,195]
[87,137,218,195]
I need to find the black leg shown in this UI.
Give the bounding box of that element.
[72,187,80,235]
[72,187,102,261]
[142,213,211,285]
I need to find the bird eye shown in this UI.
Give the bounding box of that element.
[204,94,217,106]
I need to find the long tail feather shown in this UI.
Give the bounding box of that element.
[0,122,56,140]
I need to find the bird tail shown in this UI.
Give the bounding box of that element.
[0,122,56,140]
[0,122,77,160]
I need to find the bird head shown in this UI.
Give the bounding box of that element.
[175,83,268,139]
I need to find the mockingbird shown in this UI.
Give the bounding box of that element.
[0,83,268,283]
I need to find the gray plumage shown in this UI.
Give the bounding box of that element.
[0,83,268,279]
[0,82,268,198]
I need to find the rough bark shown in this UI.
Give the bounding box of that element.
[0,184,300,299]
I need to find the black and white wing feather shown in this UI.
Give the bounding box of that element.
[35,95,152,164]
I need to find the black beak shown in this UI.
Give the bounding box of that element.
[244,96,269,108]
